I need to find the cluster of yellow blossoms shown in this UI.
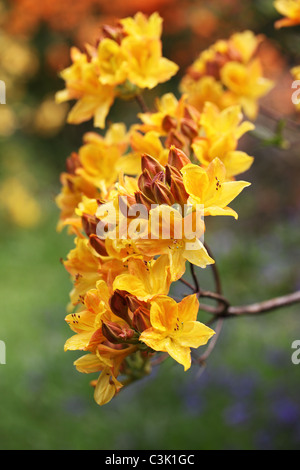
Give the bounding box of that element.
[56,12,273,406]
[55,12,178,129]
[180,30,274,121]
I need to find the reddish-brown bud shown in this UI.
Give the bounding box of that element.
[102,321,137,344]
[89,234,108,256]
[152,180,175,206]
[135,191,154,212]
[138,169,156,199]
[66,152,81,174]
[141,154,165,178]
[165,130,186,149]
[82,213,98,237]
[168,146,191,170]
[132,306,151,332]
[165,165,189,206]
[109,290,132,325]
[162,115,177,133]
[180,118,198,140]
[100,24,125,44]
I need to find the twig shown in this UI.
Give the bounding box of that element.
[190,262,200,293]
[135,94,149,113]
[223,290,300,318]
[179,277,195,292]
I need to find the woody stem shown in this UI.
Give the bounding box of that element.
[135,93,149,113]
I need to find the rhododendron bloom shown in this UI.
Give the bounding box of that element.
[56,11,260,406]
[181,158,251,219]
[140,295,215,371]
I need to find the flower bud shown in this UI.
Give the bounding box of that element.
[141,154,164,178]
[165,130,186,149]
[138,169,156,200]
[165,165,189,206]
[162,115,177,133]
[89,234,108,256]
[102,321,137,344]
[66,152,81,174]
[180,118,198,140]
[82,213,98,237]
[132,306,151,332]
[152,180,175,206]
[109,290,132,325]
[168,146,191,170]
[135,191,154,212]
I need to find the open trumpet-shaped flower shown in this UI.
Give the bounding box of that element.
[181,157,251,219]
[140,295,215,371]
[193,102,255,179]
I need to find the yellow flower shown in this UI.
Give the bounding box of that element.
[121,35,178,89]
[121,129,169,170]
[97,38,128,86]
[64,279,110,352]
[137,92,180,133]
[220,59,274,120]
[140,295,215,371]
[75,353,124,406]
[181,158,251,219]
[76,127,129,192]
[119,12,178,89]
[74,346,136,406]
[274,0,300,28]
[134,204,214,281]
[113,255,172,301]
[55,47,115,128]
[120,11,163,39]
[63,237,102,309]
[180,75,225,114]
[193,102,255,178]
[55,13,178,128]
[180,31,273,119]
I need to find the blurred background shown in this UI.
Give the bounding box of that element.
[0,0,300,450]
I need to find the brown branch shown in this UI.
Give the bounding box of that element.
[190,262,200,293]
[135,94,149,113]
[197,290,300,319]
[204,242,223,296]
[223,290,300,318]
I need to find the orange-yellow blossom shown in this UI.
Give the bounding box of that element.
[113,255,172,301]
[140,295,215,371]
[181,158,251,219]
[55,47,115,128]
[274,0,300,28]
[193,102,255,178]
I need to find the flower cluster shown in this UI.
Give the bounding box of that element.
[55,12,178,128]
[180,30,274,120]
[56,12,263,406]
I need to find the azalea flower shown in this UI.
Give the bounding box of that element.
[181,158,251,219]
[180,30,273,119]
[140,295,215,371]
[193,102,255,178]
[55,12,178,128]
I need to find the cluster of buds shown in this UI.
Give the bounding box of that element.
[55,12,273,406]
[135,148,189,210]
